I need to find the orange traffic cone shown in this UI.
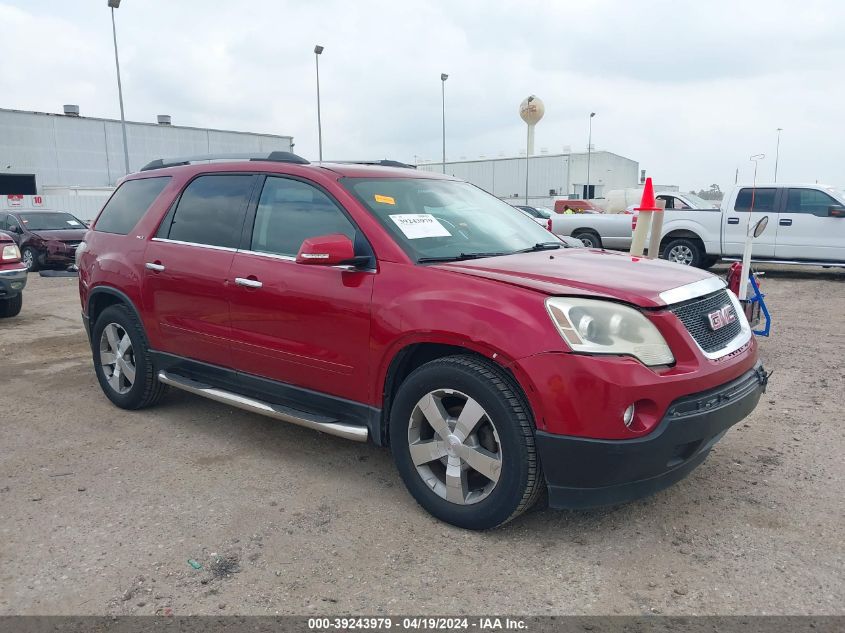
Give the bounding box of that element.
[630,177,664,258]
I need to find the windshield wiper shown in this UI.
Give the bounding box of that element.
[417,252,510,263]
[512,242,563,253]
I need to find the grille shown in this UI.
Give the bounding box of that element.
[670,289,742,354]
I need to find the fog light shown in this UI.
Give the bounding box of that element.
[623,404,635,428]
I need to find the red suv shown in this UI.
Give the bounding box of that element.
[77,152,767,529]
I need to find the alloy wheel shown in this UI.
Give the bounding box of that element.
[99,323,136,395]
[22,249,34,270]
[408,389,502,505]
[667,244,694,265]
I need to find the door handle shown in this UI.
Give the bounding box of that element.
[727,217,740,225]
[235,277,263,289]
[779,218,792,226]
[145,262,165,272]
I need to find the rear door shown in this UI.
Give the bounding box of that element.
[775,187,845,261]
[721,187,777,257]
[226,175,375,403]
[142,173,257,368]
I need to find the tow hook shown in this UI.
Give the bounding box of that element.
[755,366,773,393]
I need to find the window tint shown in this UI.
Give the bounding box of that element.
[786,188,841,217]
[734,188,776,212]
[95,177,170,235]
[250,177,356,257]
[166,175,254,248]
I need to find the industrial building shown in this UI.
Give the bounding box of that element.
[418,150,640,207]
[0,106,293,192]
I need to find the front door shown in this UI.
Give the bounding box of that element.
[227,176,374,403]
[775,187,845,262]
[142,173,256,368]
[721,187,777,258]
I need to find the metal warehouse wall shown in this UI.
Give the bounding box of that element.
[420,151,639,200]
[0,109,293,189]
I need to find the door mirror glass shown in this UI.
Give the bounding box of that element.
[829,206,845,218]
[752,215,769,238]
[295,233,355,266]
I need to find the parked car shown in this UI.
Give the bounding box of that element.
[0,232,27,317]
[513,204,553,221]
[551,184,845,267]
[512,206,584,247]
[625,191,718,213]
[78,152,766,530]
[0,210,88,271]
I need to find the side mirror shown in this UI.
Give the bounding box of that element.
[829,206,845,218]
[296,233,356,266]
[752,215,769,238]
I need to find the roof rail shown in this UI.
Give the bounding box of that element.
[140,151,309,172]
[329,160,417,169]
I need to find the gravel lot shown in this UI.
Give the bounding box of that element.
[1,266,843,616]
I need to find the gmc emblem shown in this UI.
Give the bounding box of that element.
[707,305,737,331]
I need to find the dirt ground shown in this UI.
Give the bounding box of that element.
[0,265,843,616]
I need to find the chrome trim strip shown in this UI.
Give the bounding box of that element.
[0,266,28,277]
[157,371,368,442]
[151,238,237,253]
[235,249,296,262]
[659,276,726,306]
[721,257,845,266]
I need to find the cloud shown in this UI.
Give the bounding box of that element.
[1,0,842,190]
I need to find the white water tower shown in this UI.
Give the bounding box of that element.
[519,95,545,156]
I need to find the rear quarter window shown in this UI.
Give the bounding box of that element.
[94,177,171,235]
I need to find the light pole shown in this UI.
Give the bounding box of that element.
[314,45,324,161]
[108,0,130,175]
[441,73,448,173]
[585,112,595,199]
[774,128,783,181]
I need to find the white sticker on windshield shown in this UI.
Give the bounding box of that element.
[67,220,81,226]
[389,214,451,239]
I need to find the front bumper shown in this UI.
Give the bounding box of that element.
[537,364,767,509]
[0,265,28,298]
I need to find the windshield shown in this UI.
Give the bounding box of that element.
[18,212,85,230]
[681,193,717,209]
[343,178,560,261]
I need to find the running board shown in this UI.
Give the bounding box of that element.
[721,257,845,267]
[157,371,368,442]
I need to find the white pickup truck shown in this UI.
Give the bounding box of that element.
[551,183,845,268]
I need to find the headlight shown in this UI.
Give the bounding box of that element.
[546,297,674,367]
[2,244,20,261]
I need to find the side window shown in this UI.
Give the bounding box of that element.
[674,198,691,209]
[95,177,171,235]
[166,175,254,248]
[250,177,356,257]
[786,188,841,217]
[734,188,776,212]
[0,214,8,231]
[657,195,673,209]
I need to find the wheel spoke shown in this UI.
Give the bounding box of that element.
[100,350,117,366]
[419,393,452,439]
[108,366,122,392]
[461,445,502,483]
[409,439,448,466]
[445,459,468,504]
[105,325,120,352]
[118,358,136,384]
[116,333,131,357]
[453,397,486,442]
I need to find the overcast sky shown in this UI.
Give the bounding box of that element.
[1,0,843,191]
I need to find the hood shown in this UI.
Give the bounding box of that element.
[433,248,717,308]
[30,228,87,241]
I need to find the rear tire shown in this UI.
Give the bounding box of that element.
[0,293,22,318]
[661,237,704,267]
[91,304,166,410]
[572,230,602,249]
[389,354,543,530]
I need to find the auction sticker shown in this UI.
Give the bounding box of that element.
[389,214,451,239]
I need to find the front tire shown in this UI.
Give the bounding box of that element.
[389,355,542,530]
[0,293,22,318]
[91,304,166,410]
[662,237,704,267]
[21,247,40,272]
